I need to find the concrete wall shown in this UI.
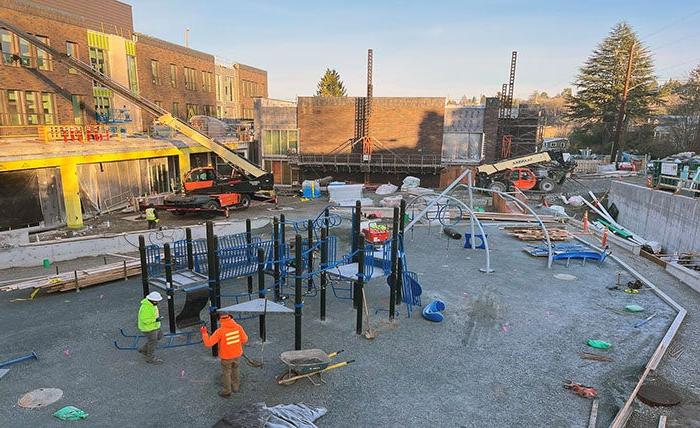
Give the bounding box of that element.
[297,96,445,155]
[609,181,700,253]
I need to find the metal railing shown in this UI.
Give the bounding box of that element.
[294,153,444,169]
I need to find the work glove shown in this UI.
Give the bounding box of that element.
[200,325,207,334]
[156,317,163,322]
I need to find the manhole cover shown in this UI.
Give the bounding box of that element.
[638,384,681,407]
[18,388,63,408]
[554,273,577,281]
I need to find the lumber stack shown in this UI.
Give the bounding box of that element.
[505,226,573,241]
[0,260,141,293]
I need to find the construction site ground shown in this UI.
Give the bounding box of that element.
[2,209,698,427]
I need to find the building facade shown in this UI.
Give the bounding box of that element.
[234,63,267,120]
[0,0,267,230]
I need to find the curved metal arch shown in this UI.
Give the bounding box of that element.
[451,184,554,269]
[404,193,493,273]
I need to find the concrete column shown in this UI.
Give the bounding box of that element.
[178,150,191,182]
[60,161,83,229]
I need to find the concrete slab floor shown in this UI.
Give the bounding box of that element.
[0,222,692,427]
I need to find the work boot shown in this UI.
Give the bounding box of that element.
[218,390,231,398]
[145,356,164,364]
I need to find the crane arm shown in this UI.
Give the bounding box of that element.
[477,152,552,176]
[0,18,267,178]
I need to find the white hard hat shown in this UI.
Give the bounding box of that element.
[146,291,163,302]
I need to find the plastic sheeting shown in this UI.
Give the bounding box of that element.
[0,171,43,229]
[213,402,327,428]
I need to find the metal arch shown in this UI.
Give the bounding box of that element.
[451,184,554,269]
[404,193,493,273]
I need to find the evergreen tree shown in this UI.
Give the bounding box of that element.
[671,65,700,152]
[566,23,660,153]
[315,69,347,97]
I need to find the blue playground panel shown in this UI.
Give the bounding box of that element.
[464,233,488,250]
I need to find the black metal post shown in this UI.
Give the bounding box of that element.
[213,236,221,312]
[245,219,253,294]
[185,227,194,271]
[205,221,218,356]
[356,234,365,335]
[307,219,314,292]
[273,217,280,301]
[294,234,303,350]
[320,228,328,321]
[389,207,399,319]
[352,200,362,309]
[280,214,286,294]
[324,207,330,235]
[138,235,149,298]
[257,247,266,342]
[397,199,406,304]
[163,243,176,334]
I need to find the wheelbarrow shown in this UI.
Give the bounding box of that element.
[276,349,354,386]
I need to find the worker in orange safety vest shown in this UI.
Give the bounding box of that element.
[200,313,249,397]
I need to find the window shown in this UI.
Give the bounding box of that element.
[172,102,179,118]
[0,90,56,125]
[94,94,111,122]
[24,92,39,124]
[89,47,107,75]
[0,29,15,64]
[169,64,177,87]
[71,95,83,125]
[150,60,160,85]
[262,130,300,156]
[4,90,21,125]
[126,55,138,93]
[186,103,198,118]
[35,35,51,70]
[18,37,31,67]
[184,67,196,90]
[66,41,78,74]
[201,71,213,92]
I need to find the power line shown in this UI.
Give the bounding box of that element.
[639,8,700,41]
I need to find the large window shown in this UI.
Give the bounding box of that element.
[169,64,177,87]
[35,35,51,71]
[172,102,179,118]
[94,93,111,122]
[89,47,107,75]
[150,60,160,85]
[18,36,31,67]
[71,95,84,125]
[0,90,56,125]
[184,67,196,90]
[126,55,138,93]
[262,130,299,156]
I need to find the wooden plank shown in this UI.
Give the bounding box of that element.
[587,399,599,428]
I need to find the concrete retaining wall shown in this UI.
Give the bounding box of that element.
[0,218,269,268]
[609,181,700,254]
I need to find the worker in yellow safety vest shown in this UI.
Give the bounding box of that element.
[145,207,159,229]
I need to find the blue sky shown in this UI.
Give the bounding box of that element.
[132,1,700,101]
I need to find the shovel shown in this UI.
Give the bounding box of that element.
[361,289,376,340]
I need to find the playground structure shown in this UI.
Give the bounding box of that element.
[116,202,424,354]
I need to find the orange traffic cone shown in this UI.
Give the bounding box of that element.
[582,210,589,233]
[601,228,609,247]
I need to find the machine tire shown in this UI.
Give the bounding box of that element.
[239,194,251,209]
[489,181,507,193]
[539,178,555,193]
[202,200,220,211]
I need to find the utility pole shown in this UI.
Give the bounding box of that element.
[610,41,635,164]
[184,28,190,48]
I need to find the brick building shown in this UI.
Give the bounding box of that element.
[0,0,268,230]
[234,63,267,120]
[134,32,216,129]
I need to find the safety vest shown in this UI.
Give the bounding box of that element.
[145,208,157,221]
[201,317,248,359]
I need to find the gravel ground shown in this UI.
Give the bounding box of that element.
[0,217,684,427]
